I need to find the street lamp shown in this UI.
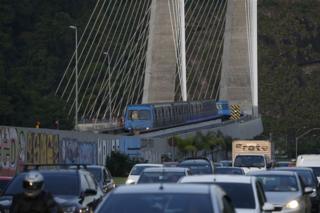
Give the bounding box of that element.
[69,25,78,130]
[295,128,320,158]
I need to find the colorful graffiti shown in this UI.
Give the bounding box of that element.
[26,132,59,164]
[61,138,97,164]
[0,127,26,176]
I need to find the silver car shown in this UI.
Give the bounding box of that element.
[248,170,312,213]
[95,184,236,213]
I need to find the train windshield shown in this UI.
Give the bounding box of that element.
[128,110,151,120]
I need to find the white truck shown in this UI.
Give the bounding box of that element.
[232,140,273,173]
[296,154,320,182]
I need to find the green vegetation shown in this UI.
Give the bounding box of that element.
[1,0,320,154]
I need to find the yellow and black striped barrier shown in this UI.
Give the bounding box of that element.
[230,104,241,120]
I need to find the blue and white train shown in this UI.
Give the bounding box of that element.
[124,100,230,132]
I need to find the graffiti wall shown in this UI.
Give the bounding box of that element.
[0,126,146,176]
[26,132,59,164]
[0,128,27,176]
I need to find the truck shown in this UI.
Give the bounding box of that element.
[296,154,320,181]
[232,140,273,173]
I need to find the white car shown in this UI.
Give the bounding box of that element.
[179,174,275,213]
[248,170,312,213]
[296,154,320,182]
[125,163,162,184]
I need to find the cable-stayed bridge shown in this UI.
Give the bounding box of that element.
[55,0,261,138]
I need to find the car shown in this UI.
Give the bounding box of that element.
[177,157,214,175]
[85,165,115,193]
[274,167,320,212]
[220,160,233,167]
[94,184,236,213]
[248,170,312,213]
[137,167,190,184]
[0,169,104,213]
[296,155,320,182]
[214,162,223,168]
[214,167,245,175]
[0,176,12,195]
[275,161,295,167]
[125,163,163,184]
[179,174,275,213]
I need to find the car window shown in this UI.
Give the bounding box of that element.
[87,167,102,182]
[177,163,212,175]
[5,173,80,196]
[310,167,320,178]
[223,196,235,213]
[130,166,157,175]
[85,174,97,190]
[81,173,90,190]
[97,193,214,213]
[255,181,266,209]
[234,155,265,167]
[138,172,186,183]
[214,183,256,209]
[255,175,298,192]
[214,168,243,175]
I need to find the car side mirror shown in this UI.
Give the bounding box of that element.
[84,189,97,196]
[262,202,275,212]
[304,187,314,194]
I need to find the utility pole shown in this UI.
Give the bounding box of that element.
[69,25,78,130]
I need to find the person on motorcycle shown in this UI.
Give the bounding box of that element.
[10,171,63,213]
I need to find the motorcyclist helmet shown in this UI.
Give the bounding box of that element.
[23,171,44,197]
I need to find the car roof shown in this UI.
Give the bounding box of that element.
[142,167,189,173]
[247,170,297,176]
[133,163,163,167]
[179,174,254,184]
[215,167,243,170]
[274,167,313,172]
[178,159,210,165]
[112,183,216,194]
[19,169,84,176]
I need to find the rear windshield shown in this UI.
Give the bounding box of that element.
[234,155,265,168]
[5,173,79,196]
[178,164,212,175]
[87,167,102,182]
[138,172,186,183]
[254,175,298,192]
[214,168,244,175]
[214,183,255,209]
[130,166,160,176]
[98,193,213,213]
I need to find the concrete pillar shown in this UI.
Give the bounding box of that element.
[220,0,253,115]
[142,0,177,103]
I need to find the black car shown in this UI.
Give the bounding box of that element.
[274,167,320,213]
[0,169,104,213]
[177,157,214,175]
[85,165,115,193]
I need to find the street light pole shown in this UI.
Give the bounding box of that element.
[295,128,320,158]
[69,25,78,130]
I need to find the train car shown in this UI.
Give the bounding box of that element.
[124,100,230,132]
[216,100,231,119]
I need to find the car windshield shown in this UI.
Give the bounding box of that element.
[5,173,80,196]
[128,110,150,120]
[97,193,213,213]
[130,166,159,176]
[255,175,298,192]
[138,172,186,183]
[214,168,243,175]
[214,183,255,209]
[234,155,265,167]
[311,167,320,177]
[87,167,102,182]
[178,164,212,175]
[282,170,316,188]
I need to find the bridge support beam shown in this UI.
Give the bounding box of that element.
[142,0,177,103]
[220,0,255,115]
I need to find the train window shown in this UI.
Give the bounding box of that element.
[128,110,150,120]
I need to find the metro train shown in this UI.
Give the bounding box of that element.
[124,100,230,132]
